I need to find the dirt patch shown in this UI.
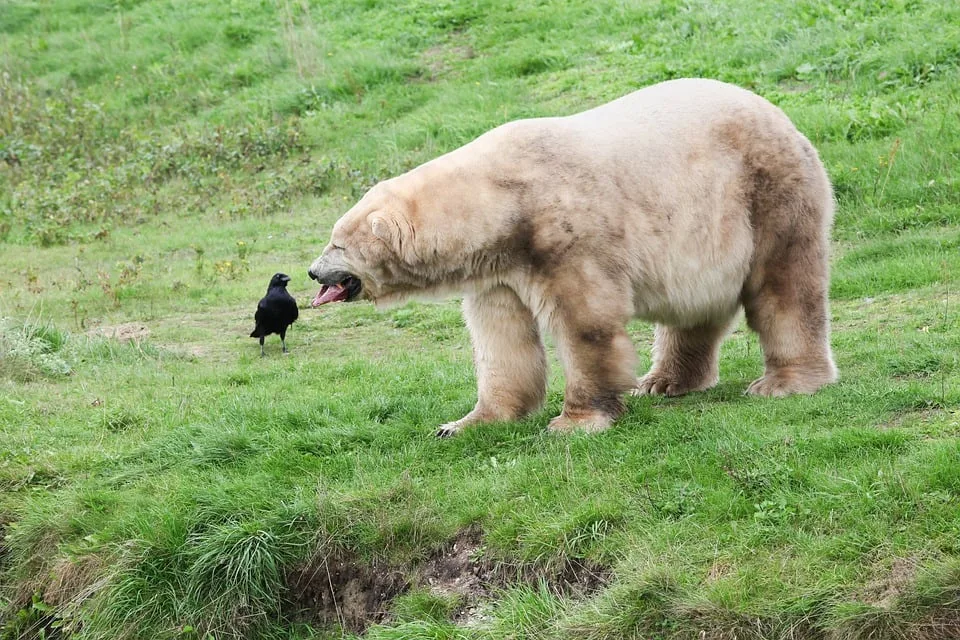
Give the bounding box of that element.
[422,526,608,600]
[704,561,733,584]
[86,323,150,342]
[421,527,489,601]
[169,343,210,359]
[420,42,476,79]
[42,555,109,608]
[420,527,496,626]
[286,552,409,632]
[860,556,920,609]
[546,558,610,596]
[285,528,609,632]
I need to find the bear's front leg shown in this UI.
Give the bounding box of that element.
[546,297,637,434]
[437,286,547,437]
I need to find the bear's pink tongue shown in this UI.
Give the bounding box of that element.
[311,284,348,307]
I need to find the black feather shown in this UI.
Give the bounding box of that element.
[250,273,298,354]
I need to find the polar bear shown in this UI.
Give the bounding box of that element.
[308,78,838,436]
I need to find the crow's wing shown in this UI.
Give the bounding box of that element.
[282,293,299,323]
[250,297,272,337]
[268,291,298,326]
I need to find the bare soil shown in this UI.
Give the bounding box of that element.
[284,527,609,632]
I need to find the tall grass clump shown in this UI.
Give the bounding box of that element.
[0,317,161,382]
[0,317,72,381]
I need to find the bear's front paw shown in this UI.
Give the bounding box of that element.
[633,372,691,397]
[745,375,794,397]
[436,420,469,438]
[547,411,613,434]
[435,407,502,437]
[745,368,834,397]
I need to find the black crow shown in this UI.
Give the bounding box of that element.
[250,273,298,356]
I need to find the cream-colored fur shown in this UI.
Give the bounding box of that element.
[308,78,838,435]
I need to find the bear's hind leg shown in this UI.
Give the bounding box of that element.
[437,286,547,437]
[634,318,736,396]
[742,221,837,396]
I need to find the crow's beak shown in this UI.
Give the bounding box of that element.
[282,276,292,283]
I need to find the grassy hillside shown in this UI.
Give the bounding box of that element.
[1,0,959,638]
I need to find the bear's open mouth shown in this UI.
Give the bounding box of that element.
[311,276,362,307]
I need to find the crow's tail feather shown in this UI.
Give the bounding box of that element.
[249,327,260,338]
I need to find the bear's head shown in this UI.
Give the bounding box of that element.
[307,183,426,308]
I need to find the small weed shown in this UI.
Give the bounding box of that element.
[192,246,206,276]
[103,408,146,433]
[0,593,60,640]
[0,318,72,381]
[642,482,702,520]
[212,259,248,280]
[753,496,811,526]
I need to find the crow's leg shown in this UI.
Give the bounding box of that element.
[259,334,266,357]
[280,328,289,354]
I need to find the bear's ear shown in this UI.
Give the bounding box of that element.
[367,211,404,256]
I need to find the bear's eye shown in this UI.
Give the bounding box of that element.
[331,244,346,251]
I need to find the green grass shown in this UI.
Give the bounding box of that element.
[2,0,960,638]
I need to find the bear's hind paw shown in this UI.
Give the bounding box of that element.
[548,412,613,434]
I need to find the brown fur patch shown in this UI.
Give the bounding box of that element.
[578,326,614,345]
[494,177,528,192]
